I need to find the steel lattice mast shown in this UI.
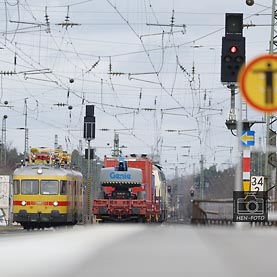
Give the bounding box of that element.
[265,0,277,193]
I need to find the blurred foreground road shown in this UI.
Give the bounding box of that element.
[0,223,276,277]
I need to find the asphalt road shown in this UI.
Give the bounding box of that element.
[0,223,276,277]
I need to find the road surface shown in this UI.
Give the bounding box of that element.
[0,223,275,277]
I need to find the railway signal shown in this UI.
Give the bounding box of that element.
[84,105,95,140]
[85,148,94,160]
[221,36,245,83]
[83,105,96,224]
[221,13,245,83]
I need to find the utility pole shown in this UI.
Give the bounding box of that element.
[55,6,81,29]
[112,132,120,157]
[24,98,28,160]
[54,134,58,149]
[1,115,7,165]
[265,0,277,198]
[200,154,204,200]
[0,101,11,164]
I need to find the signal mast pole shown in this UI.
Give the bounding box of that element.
[83,105,95,224]
[265,0,277,195]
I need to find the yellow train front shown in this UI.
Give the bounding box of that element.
[13,164,83,229]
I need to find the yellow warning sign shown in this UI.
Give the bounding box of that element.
[239,54,277,113]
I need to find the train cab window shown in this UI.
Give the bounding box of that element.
[22,180,39,195]
[13,180,20,195]
[41,180,58,195]
[159,171,166,182]
[60,181,67,195]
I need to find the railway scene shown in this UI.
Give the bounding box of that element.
[1,0,277,276]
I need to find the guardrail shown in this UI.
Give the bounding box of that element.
[191,199,277,226]
[191,199,233,225]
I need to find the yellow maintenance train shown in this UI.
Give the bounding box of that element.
[12,148,83,229]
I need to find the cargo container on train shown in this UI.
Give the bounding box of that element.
[93,154,166,222]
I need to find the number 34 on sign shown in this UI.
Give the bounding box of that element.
[250,176,264,192]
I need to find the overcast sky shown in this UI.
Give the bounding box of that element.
[0,0,273,177]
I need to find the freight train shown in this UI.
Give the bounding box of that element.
[93,154,168,222]
[12,148,83,229]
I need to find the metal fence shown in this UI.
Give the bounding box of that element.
[191,199,277,226]
[191,199,233,225]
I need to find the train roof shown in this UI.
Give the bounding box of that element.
[153,163,163,170]
[13,165,82,178]
[152,164,166,181]
[104,154,151,161]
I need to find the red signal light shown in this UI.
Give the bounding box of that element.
[230,46,238,53]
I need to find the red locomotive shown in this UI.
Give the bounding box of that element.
[93,155,161,222]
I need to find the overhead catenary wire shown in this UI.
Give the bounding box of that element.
[0,0,269,173]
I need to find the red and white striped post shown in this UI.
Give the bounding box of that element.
[242,147,251,192]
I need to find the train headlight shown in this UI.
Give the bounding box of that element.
[21,201,27,206]
[53,201,59,207]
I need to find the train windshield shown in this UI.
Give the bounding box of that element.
[21,180,39,195]
[60,180,67,195]
[13,180,20,195]
[41,180,59,195]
